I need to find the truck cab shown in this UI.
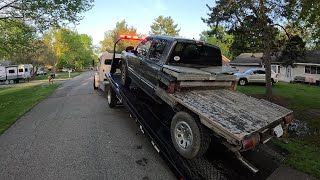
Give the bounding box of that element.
[94,52,121,91]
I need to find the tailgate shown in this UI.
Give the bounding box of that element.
[169,89,293,141]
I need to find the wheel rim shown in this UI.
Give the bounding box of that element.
[107,89,111,104]
[240,80,245,86]
[174,121,193,150]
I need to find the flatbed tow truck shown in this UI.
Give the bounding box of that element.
[102,35,292,179]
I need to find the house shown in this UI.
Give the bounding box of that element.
[230,51,320,83]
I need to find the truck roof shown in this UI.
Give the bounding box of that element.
[147,35,221,50]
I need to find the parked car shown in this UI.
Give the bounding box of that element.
[234,68,278,86]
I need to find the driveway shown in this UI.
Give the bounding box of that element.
[0,71,175,179]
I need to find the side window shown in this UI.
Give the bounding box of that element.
[19,69,23,72]
[104,59,112,65]
[136,38,152,57]
[149,39,167,61]
[258,70,266,74]
[9,69,15,73]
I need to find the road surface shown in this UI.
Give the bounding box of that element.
[0,72,175,180]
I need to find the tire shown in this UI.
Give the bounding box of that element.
[107,86,117,108]
[93,77,98,90]
[271,79,275,86]
[120,61,131,88]
[238,78,247,86]
[5,80,9,85]
[170,111,211,159]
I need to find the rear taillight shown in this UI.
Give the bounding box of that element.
[169,82,175,93]
[283,114,294,124]
[242,134,260,151]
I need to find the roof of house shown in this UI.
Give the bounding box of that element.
[229,53,264,65]
[302,50,320,64]
[230,51,320,65]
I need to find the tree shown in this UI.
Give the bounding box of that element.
[9,39,57,76]
[0,0,94,30]
[199,26,234,59]
[150,16,180,36]
[0,19,36,59]
[43,28,95,71]
[202,0,317,100]
[100,20,140,53]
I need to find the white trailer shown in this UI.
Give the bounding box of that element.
[3,66,18,84]
[17,64,32,80]
[93,52,121,91]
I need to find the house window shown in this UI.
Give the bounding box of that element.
[9,69,15,73]
[305,66,320,74]
[278,66,281,73]
[305,66,311,73]
[19,69,23,72]
[25,68,28,72]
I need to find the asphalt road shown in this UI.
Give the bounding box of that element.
[0,72,175,180]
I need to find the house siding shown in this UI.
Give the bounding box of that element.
[277,65,320,83]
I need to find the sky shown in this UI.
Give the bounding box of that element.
[74,0,215,46]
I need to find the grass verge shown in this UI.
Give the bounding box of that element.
[0,84,59,134]
[32,72,81,80]
[237,82,320,178]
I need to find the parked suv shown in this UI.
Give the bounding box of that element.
[234,68,278,86]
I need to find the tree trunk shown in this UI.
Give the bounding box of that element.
[260,0,272,100]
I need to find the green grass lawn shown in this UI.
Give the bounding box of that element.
[237,82,320,178]
[32,72,81,80]
[0,84,59,134]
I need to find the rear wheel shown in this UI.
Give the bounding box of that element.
[93,77,98,90]
[271,79,275,86]
[239,78,247,86]
[107,86,117,108]
[120,61,131,88]
[170,111,211,159]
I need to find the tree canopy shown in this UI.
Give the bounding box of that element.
[0,0,94,30]
[100,20,140,53]
[199,26,233,59]
[43,28,95,70]
[150,16,180,36]
[202,0,320,99]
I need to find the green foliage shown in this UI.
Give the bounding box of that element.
[43,28,95,70]
[0,0,94,30]
[0,20,36,59]
[0,84,59,134]
[9,39,57,72]
[100,20,140,53]
[273,139,320,178]
[150,16,180,36]
[278,35,306,67]
[199,27,233,59]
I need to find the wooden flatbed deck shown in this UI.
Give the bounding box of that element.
[170,89,293,141]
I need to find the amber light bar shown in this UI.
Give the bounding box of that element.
[119,35,143,40]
